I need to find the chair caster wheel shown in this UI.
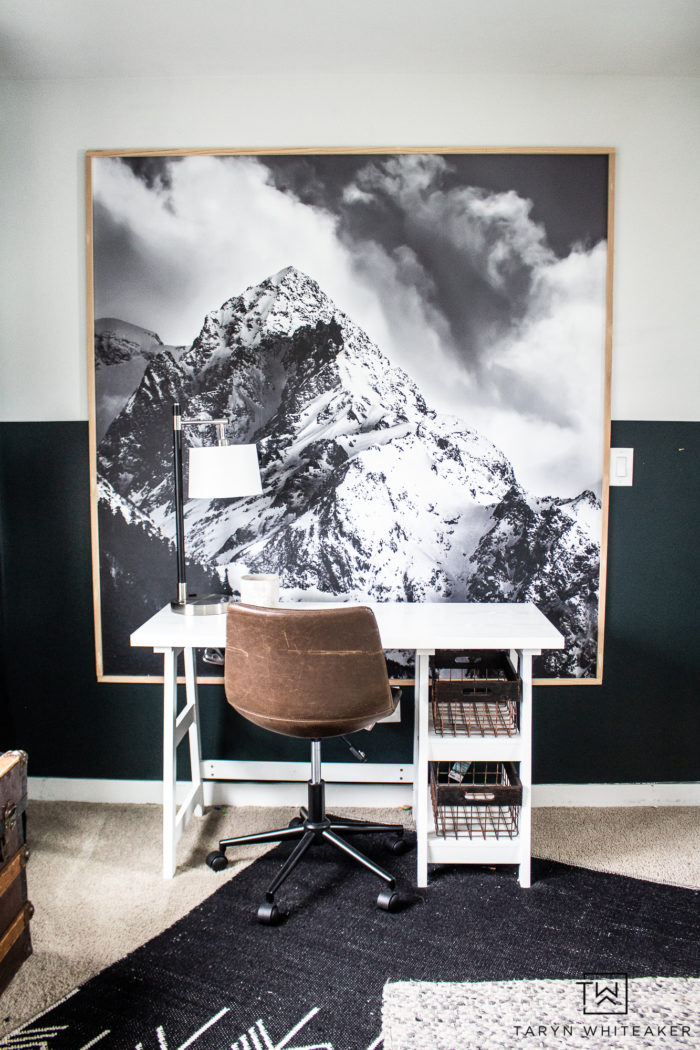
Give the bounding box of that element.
[387,834,411,855]
[206,850,228,872]
[257,900,283,925]
[288,816,304,828]
[377,887,401,912]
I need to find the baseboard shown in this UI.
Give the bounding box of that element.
[532,782,700,806]
[26,776,413,808]
[27,777,700,807]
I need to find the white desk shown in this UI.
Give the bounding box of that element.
[131,601,564,883]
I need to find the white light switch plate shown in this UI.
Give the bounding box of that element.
[610,447,634,486]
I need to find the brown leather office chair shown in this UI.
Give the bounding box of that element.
[206,603,413,924]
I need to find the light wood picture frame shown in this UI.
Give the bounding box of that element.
[86,147,614,684]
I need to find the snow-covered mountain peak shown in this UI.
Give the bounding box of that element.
[94,317,164,367]
[556,488,601,532]
[184,266,337,372]
[216,266,334,341]
[238,265,335,340]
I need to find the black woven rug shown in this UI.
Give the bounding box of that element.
[13,841,700,1050]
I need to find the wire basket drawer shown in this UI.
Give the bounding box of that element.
[430,651,521,737]
[430,761,522,840]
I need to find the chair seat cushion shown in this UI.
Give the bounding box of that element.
[233,684,401,739]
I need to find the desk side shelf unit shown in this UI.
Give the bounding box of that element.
[413,646,535,888]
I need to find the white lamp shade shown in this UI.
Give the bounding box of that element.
[188,444,263,498]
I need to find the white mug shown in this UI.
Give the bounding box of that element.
[240,573,280,607]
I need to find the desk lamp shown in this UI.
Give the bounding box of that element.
[171,401,262,615]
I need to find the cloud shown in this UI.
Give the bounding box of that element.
[338,156,608,495]
[467,242,609,494]
[339,238,473,404]
[344,154,553,300]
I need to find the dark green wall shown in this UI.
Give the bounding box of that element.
[0,420,697,783]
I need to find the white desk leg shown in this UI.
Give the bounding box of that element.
[414,650,431,888]
[183,646,204,819]
[518,649,534,889]
[412,657,420,821]
[162,646,181,880]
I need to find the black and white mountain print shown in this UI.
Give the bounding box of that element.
[96,265,601,678]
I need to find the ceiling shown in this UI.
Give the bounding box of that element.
[2,0,700,80]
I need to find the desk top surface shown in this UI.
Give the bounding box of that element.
[131,601,564,653]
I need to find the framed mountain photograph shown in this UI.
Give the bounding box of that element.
[86,148,614,684]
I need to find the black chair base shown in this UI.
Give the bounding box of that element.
[207,770,414,924]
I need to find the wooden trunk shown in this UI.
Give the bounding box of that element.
[0,750,32,995]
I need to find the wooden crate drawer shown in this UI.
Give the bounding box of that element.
[430,651,520,737]
[429,760,522,840]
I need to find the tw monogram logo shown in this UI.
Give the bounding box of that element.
[578,973,629,1015]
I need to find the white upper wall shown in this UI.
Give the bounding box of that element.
[3,0,699,79]
[1,71,699,421]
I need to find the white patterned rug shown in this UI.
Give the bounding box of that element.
[382,977,699,1049]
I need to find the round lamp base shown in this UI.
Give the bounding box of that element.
[171,595,229,616]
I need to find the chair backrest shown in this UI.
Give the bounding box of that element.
[225,603,396,738]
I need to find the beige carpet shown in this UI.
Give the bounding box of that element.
[532,805,700,890]
[1,802,697,1037]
